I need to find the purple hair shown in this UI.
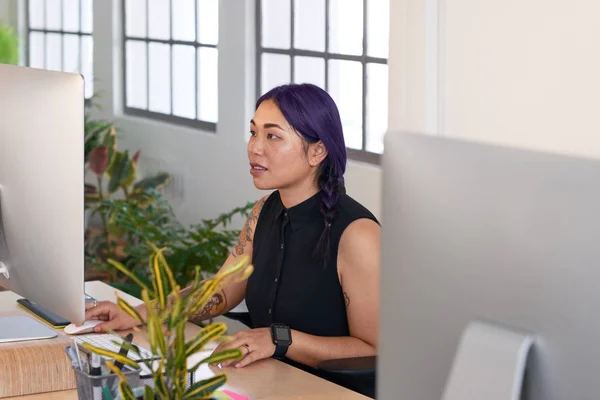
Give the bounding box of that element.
[256,83,347,267]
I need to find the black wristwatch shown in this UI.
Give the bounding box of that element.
[270,323,292,359]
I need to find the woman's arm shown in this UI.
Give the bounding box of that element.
[285,218,380,368]
[149,195,269,323]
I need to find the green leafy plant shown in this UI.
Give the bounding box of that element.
[83,100,171,280]
[88,189,255,297]
[0,22,18,65]
[82,246,254,399]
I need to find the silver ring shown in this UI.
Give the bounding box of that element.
[241,343,250,354]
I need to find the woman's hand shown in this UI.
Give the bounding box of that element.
[83,301,146,332]
[211,328,275,368]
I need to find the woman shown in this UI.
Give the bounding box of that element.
[85,83,380,373]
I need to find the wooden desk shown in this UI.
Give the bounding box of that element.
[1,281,369,400]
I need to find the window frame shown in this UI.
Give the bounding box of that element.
[25,0,94,100]
[121,0,218,132]
[255,0,386,165]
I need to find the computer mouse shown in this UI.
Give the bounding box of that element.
[64,320,103,335]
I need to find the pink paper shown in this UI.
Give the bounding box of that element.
[221,389,250,400]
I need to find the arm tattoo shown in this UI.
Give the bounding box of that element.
[344,292,350,307]
[231,197,266,258]
[190,290,228,322]
[165,285,228,323]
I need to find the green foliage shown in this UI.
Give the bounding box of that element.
[82,246,254,399]
[0,23,18,65]
[86,186,255,297]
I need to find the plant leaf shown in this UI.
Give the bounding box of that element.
[190,348,243,372]
[116,295,144,324]
[152,249,166,310]
[107,258,150,294]
[133,172,171,191]
[88,146,109,175]
[108,151,130,193]
[185,322,227,357]
[154,360,169,398]
[119,381,137,400]
[81,345,139,369]
[143,385,155,400]
[183,375,227,400]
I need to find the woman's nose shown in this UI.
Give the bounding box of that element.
[248,136,265,155]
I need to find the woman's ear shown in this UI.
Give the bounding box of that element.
[309,141,328,167]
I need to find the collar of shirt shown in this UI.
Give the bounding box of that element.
[273,190,323,232]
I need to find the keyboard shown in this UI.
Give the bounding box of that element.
[75,333,155,361]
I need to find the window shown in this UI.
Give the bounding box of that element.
[122,0,219,131]
[257,0,389,163]
[26,0,94,99]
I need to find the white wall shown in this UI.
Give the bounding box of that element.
[90,0,382,229]
[390,0,600,162]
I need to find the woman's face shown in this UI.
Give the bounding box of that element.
[248,99,324,191]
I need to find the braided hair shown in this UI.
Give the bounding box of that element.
[256,83,348,267]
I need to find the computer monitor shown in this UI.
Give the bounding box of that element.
[378,132,600,400]
[0,64,85,340]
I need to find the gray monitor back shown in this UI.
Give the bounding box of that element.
[379,132,600,400]
[0,64,85,324]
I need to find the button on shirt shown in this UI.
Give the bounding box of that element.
[245,190,378,339]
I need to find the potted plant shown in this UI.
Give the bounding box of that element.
[96,194,255,298]
[0,22,18,65]
[82,245,254,399]
[83,100,171,281]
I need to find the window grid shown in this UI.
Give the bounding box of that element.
[25,0,94,99]
[121,0,217,132]
[256,0,386,165]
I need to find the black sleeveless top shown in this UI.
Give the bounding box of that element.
[245,190,378,340]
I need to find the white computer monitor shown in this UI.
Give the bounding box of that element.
[378,132,600,399]
[0,64,85,341]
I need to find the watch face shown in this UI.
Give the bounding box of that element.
[275,326,290,341]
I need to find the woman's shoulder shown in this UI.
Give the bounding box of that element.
[252,191,280,221]
[335,193,379,226]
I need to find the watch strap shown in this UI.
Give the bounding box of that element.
[273,342,289,358]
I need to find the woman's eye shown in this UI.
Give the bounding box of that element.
[267,133,279,140]
[249,130,256,137]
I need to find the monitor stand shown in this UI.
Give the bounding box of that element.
[0,315,58,344]
[442,320,535,400]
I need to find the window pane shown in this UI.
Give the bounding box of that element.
[366,63,388,153]
[197,47,218,123]
[125,40,148,109]
[81,36,94,99]
[46,33,62,71]
[29,0,45,29]
[329,0,363,56]
[261,53,290,94]
[367,0,389,58]
[45,0,62,31]
[62,0,80,32]
[29,32,45,69]
[294,56,325,88]
[148,42,171,114]
[81,0,93,33]
[328,59,362,150]
[197,0,218,45]
[148,0,170,40]
[63,34,80,74]
[261,0,290,49]
[172,45,196,119]
[125,0,147,38]
[294,0,325,52]
[172,0,195,41]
